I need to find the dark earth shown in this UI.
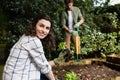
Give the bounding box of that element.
[53,61,120,80]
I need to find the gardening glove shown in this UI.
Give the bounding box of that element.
[69,30,74,34]
[54,50,66,65]
[74,22,80,29]
[54,49,72,65]
[69,30,79,36]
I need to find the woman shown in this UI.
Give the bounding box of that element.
[2,13,58,80]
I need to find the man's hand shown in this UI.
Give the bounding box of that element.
[69,30,78,36]
[74,22,80,28]
[69,30,74,34]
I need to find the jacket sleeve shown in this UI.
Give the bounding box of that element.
[77,7,83,20]
[22,38,51,74]
[61,11,67,29]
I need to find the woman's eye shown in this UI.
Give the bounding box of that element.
[39,24,44,27]
[46,27,50,30]
[39,24,50,30]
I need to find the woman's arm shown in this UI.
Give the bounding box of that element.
[45,71,55,80]
[22,37,55,79]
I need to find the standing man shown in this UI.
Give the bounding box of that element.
[61,0,84,59]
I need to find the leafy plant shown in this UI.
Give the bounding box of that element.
[81,30,120,58]
[57,42,66,52]
[65,71,79,80]
[94,11,119,33]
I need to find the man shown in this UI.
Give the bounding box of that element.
[61,0,84,59]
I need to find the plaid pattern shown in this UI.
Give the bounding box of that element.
[2,35,51,80]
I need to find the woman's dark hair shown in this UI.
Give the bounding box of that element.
[24,13,52,36]
[64,0,73,5]
[24,12,55,50]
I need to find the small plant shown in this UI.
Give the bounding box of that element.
[57,42,66,51]
[57,42,75,59]
[65,71,79,80]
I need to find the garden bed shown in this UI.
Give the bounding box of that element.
[53,59,120,80]
[106,54,120,64]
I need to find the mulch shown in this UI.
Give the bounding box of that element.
[53,59,120,80]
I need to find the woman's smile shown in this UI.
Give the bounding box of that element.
[36,19,51,39]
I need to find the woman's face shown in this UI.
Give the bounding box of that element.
[36,19,51,39]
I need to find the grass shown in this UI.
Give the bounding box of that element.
[0,65,4,80]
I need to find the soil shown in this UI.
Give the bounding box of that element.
[53,60,120,80]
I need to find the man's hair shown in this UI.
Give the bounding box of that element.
[64,0,73,4]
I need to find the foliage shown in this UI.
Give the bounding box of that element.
[81,31,120,58]
[57,42,66,52]
[94,4,120,20]
[65,71,79,80]
[0,1,7,44]
[0,0,63,55]
[0,0,120,59]
[72,21,120,58]
[94,12,119,33]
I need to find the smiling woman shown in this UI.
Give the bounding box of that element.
[35,19,51,39]
[2,12,69,80]
[2,13,56,80]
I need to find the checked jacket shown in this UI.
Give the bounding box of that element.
[2,35,51,80]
